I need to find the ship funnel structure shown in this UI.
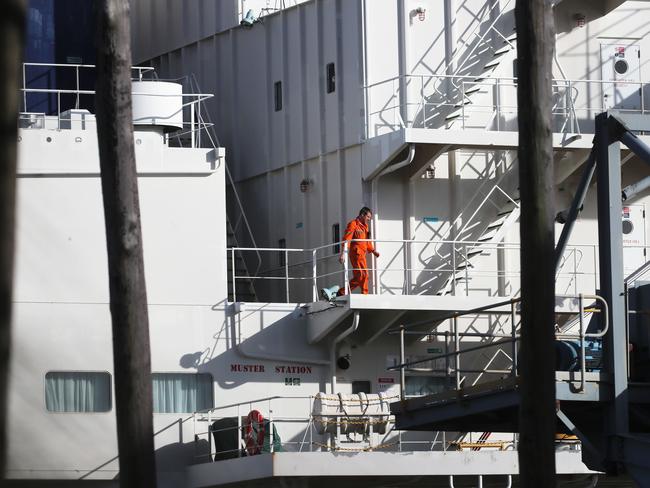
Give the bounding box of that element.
[132,80,184,132]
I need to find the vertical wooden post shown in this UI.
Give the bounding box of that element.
[515,0,556,486]
[95,1,157,487]
[0,0,26,477]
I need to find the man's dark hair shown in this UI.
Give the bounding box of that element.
[359,206,372,216]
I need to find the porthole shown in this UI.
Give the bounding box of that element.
[46,136,52,143]
[615,59,629,75]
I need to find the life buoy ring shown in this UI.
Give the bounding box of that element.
[244,410,265,455]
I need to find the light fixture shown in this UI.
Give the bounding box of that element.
[574,13,585,28]
[300,178,313,193]
[337,354,351,370]
[416,7,426,21]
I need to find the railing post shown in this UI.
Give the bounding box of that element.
[312,249,318,302]
[75,65,80,109]
[461,80,466,129]
[237,405,242,457]
[579,293,586,393]
[22,63,26,112]
[454,315,461,389]
[495,77,501,130]
[511,301,517,377]
[464,244,469,296]
[190,102,195,148]
[285,249,290,303]
[231,248,237,303]
[207,409,212,461]
[405,241,410,295]
[451,244,457,296]
[642,81,646,115]
[568,80,575,133]
[344,242,350,295]
[574,247,578,296]
[399,325,406,400]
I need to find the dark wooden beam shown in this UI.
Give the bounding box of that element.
[0,0,26,476]
[515,0,557,485]
[96,1,157,486]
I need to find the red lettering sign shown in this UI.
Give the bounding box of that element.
[378,377,395,384]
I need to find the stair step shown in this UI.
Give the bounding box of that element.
[454,100,472,108]
[483,59,501,70]
[493,45,512,56]
[497,205,519,217]
[464,86,481,95]
[455,262,474,270]
[445,110,463,121]
[467,249,485,257]
[505,33,517,42]
[486,217,507,230]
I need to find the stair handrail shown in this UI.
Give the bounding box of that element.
[189,74,262,276]
[456,183,519,240]
[446,0,514,79]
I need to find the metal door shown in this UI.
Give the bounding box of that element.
[600,42,641,110]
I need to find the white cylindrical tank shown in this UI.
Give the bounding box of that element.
[311,392,391,435]
[132,81,183,131]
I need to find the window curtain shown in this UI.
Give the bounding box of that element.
[404,376,447,397]
[45,372,111,412]
[152,373,213,413]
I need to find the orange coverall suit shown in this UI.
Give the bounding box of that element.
[339,218,375,295]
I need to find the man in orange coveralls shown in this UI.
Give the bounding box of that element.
[338,207,380,295]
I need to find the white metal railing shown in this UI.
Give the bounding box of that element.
[229,238,634,303]
[191,395,459,461]
[364,74,650,138]
[390,294,609,396]
[19,63,213,149]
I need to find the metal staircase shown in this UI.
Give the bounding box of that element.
[184,74,261,303]
[414,0,517,130]
[227,220,258,302]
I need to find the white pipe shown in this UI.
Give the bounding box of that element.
[330,311,360,394]
[372,144,416,294]
[378,144,416,177]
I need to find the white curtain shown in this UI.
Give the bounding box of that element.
[45,372,111,412]
[152,373,213,413]
[404,376,447,397]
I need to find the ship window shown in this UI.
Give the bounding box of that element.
[352,380,371,394]
[274,81,283,111]
[332,223,340,254]
[279,238,286,266]
[404,376,447,397]
[45,371,112,412]
[152,373,213,413]
[326,63,336,93]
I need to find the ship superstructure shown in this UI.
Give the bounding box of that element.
[5,0,650,487]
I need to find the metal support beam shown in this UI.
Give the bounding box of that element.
[554,149,596,271]
[595,113,629,443]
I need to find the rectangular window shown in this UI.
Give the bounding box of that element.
[332,223,340,254]
[326,63,336,93]
[274,81,283,111]
[152,373,213,413]
[352,380,371,394]
[404,376,448,397]
[45,371,112,412]
[279,238,286,267]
